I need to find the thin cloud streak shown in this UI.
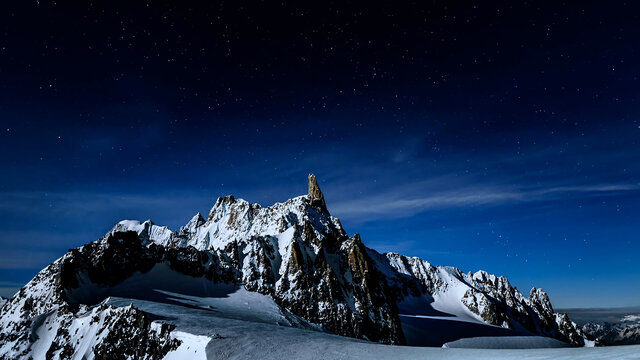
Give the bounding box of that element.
[330,182,640,221]
[2,182,638,226]
[0,250,62,269]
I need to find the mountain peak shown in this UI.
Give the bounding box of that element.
[308,174,327,212]
[180,212,205,235]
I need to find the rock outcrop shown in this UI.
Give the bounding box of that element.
[0,251,180,359]
[307,174,327,212]
[583,318,640,345]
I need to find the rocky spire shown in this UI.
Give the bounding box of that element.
[308,174,327,212]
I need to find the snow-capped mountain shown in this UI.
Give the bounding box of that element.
[582,315,640,345]
[0,175,590,359]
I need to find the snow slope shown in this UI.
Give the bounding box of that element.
[105,296,640,359]
[442,336,569,349]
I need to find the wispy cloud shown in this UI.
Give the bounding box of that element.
[2,179,638,227]
[0,250,61,269]
[535,184,640,194]
[330,182,640,221]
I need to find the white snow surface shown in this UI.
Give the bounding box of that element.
[442,336,569,349]
[622,315,640,323]
[111,195,344,252]
[105,295,640,360]
[430,267,485,323]
[162,330,210,360]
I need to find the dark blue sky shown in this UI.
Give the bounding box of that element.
[1,1,639,307]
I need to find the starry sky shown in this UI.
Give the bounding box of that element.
[1,1,639,307]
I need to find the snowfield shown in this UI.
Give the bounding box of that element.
[105,289,640,360]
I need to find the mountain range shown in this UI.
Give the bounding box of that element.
[0,175,597,359]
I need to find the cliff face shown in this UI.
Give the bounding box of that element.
[0,176,589,358]
[307,174,327,211]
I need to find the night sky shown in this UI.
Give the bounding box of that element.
[1,1,639,307]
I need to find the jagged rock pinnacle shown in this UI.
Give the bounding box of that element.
[308,174,327,212]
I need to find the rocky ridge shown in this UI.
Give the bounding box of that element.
[583,317,640,345]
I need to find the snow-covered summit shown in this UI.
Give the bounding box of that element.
[112,186,344,254]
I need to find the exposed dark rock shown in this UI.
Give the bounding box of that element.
[307,174,327,212]
[583,320,640,345]
[92,307,180,360]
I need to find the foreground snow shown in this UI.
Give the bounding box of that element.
[163,331,210,360]
[104,288,639,360]
[442,336,568,349]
